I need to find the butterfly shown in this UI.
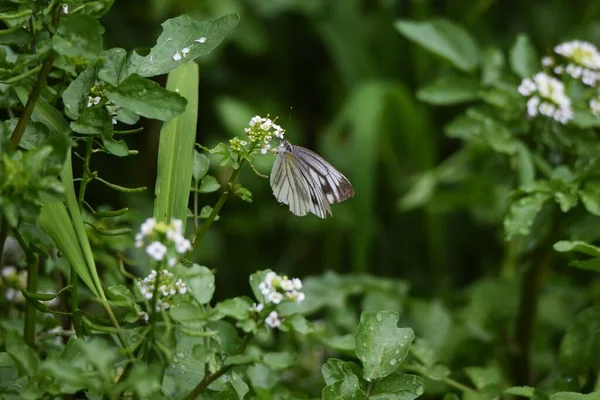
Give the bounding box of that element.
[269,140,354,218]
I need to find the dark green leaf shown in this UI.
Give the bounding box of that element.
[559,305,600,374]
[62,66,97,118]
[481,48,505,86]
[98,48,128,86]
[394,18,479,72]
[70,107,112,136]
[322,374,367,400]
[369,373,424,400]
[504,193,551,240]
[504,387,535,398]
[355,311,414,381]
[104,74,187,121]
[215,297,252,320]
[52,15,104,61]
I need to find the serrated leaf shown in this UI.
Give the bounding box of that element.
[509,34,539,78]
[129,14,240,78]
[504,193,550,240]
[355,311,414,381]
[52,15,104,61]
[105,74,187,121]
[394,18,479,72]
[184,264,215,305]
[417,76,480,105]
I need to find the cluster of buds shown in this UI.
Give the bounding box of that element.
[171,37,207,61]
[135,218,192,266]
[258,271,305,304]
[548,40,600,87]
[518,72,573,124]
[244,116,285,154]
[136,269,187,311]
[229,137,248,152]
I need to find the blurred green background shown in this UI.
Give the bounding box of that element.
[90,0,600,300]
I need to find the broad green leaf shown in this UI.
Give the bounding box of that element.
[481,47,505,86]
[394,18,479,72]
[280,313,314,335]
[553,240,600,258]
[129,14,240,78]
[480,118,518,154]
[152,63,198,228]
[322,374,367,400]
[184,264,215,305]
[105,74,186,121]
[192,151,210,182]
[504,193,550,240]
[410,339,438,368]
[199,175,220,193]
[355,311,414,381]
[369,373,424,400]
[98,48,128,86]
[169,301,205,325]
[412,363,451,381]
[52,15,104,61]
[444,114,481,140]
[262,352,297,369]
[321,359,362,386]
[247,363,280,391]
[163,332,207,397]
[215,297,253,320]
[509,34,539,78]
[505,386,535,398]
[464,366,502,390]
[62,66,97,118]
[5,331,38,377]
[320,334,356,353]
[559,305,600,374]
[107,284,135,307]
[417,76,480,105]
[580,183,600,217]
[70,107,112,136]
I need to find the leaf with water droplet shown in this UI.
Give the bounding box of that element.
[355,311,414,381]
[322,373,367,400]
[504,192,550,240]
[369,373,424,400]
[184,264,215,305]
[321,359,362,386]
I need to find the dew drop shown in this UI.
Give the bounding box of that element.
[180,371,186,375]
[400,343,405,347]
[395,349,400,354]
[172,358,179,364]
[389,359,397,366]
[416,385,424,395]
[137,88,147,96]
[176,352,185,359]
[403,335,408,339]
[362,342,367,347]
[375,312,383,322]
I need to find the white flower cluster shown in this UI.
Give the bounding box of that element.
[257,271,304,304]
[245,116,285,154]
[1,266,27,303]
[518,72,573,124]
[136,269,187,311]
[172,37,207,61]
[553,40,600,86]
[135,218,192,265]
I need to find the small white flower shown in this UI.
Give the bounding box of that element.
[241,140,248,146]
[591,99,600,115]
[87,96,101,108]
[527,96,540,117]
[61,4,69,14]
[539,102,556,117]
[518,78,536,96]
[172,52,182,61]
[171,219,183,234]
[274,128,284,139]
[112,118,117,125]
[168,257,177,267]
[265,311,281,328]
[566,63,583,79]
[138,311,149,323]
[174,237,192,254]
[249,302,264,313]
[264,271,277,285]
[181,47,190,57]
[554,65,565,74]
[1,266,17,278]
[261,144,271,155]
[280,279,295,291]
[260,119,272,130]
[195,37,207,44]
[264,135,272,144]
[554,40,600,70]
[249,116,262,127]
[267,291,284,304]
[146,241,167,261]
[542,56,554,67]
[286,290,305,303]
[140,218,156,236]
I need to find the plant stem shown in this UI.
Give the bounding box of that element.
[184,335,252,400]
[0,218,7,268]
[12,229,38,347]
[10,54,55,149]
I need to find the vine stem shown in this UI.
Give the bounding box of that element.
[184,335,252,400]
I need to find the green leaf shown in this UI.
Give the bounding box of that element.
[398,171,436,211]
[262,352,297,369]
[247,363,280,391]
[199,175,220,193]
[559,305,600,374]
[412,363,451,381]
[569,259,600,273]
[481,48,505,86]
[104,74,187,121]
[321,359,362,386]
[464,366,502,390]
[355,311,414,381]
[62,66,97,118]
[280,313,314,335]
[70,107,112,136]
[321,334,356,353]
[184,264,215,305]
[553,240,600,258]
[98,48,128,86]
[5,331,38,377]
[231,183,252,203]
[322,374,367,400]
[107,284,135,307]
[580,183,600,217]
[444,114,481,140]
[192,151,210,182]
[52,15,104,61]
[480,118,518,155]
[504,193,551,240]
[129,14,240,78]
[369,373,424,400]
[215,297,253,320]
[152,63,198,227]
[552,393,600,400]
[509,34,539,78]
[571,110,600,128]
[169,301,205,325]
[198,205,216,219]
[417,76,480,105]
[394,18,479,72]
[505,386,535,398]
[516,142,535,186]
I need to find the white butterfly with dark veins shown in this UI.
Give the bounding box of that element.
[270,140,354,218]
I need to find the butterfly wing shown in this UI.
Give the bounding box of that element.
[270,151,314,217]
[291,145,354,204]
